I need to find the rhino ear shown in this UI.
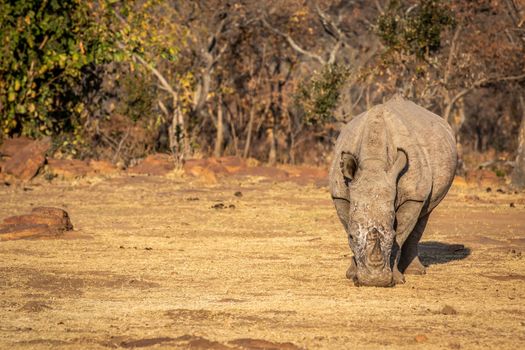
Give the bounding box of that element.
[389,149,408,181]
[340,152,358,181]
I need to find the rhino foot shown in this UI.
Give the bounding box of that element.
[404,256,426,275]
[393,266,405,284]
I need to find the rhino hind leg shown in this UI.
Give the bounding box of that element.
[399,214,429,275]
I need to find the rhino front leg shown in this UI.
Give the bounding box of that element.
[332,198,357,281]
[332,198,349,231]
[399,214,429,275]
[393,201,424,283]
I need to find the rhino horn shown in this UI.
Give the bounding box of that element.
[367,228,384,266]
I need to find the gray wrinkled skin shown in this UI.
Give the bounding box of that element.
[329,95,457,287]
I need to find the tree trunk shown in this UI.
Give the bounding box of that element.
[168,95,184,159]
[214,96,224,158]
[243,105,255,158]
[226,102,239,156]
[268,126,277,165]
[511,96,525,188]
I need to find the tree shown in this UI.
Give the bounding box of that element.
[0,0,114,143]
[374,0,525,173]
[505,0,525,188]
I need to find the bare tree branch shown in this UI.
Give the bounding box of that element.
[444,73,525,122]
[311,2,345,42]
[375,0,385,14]
[261,17,326,65]
[193,16,229,115]
[158,100,169,117]
[444,25,462,85]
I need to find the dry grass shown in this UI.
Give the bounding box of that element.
[0,174,524,349]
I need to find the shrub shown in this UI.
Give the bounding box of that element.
[0,0,114,139]
[376,0,455,58]
[295,63,350,126]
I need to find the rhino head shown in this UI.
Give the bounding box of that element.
[340,149,407,287]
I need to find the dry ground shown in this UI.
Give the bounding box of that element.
[0,173,524,349]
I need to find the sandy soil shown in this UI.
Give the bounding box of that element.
[0,174,524,349]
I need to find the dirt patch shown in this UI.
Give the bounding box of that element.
[0,175,524,349]
[119,337,179,348]
[16,339,70,347]
[509,238,525,247]
[0,268,160,297]
[114,336,303,350]
[485,274,525,281]
[18,301,52,312]
[229,338,304,350]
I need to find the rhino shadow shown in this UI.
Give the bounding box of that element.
[418,241,471,266]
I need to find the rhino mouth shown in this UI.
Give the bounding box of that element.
[348,227,396,287]
[355,264,394,287]
[347,256,395,287]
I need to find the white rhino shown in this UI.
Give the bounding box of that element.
[329,95,457,287]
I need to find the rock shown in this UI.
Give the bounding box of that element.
[279,164,328,185]
[206,158,231,175]
[184,159,231,183]
[184,164,218,184]
[3,214,67,229]
[211,202,236,210]
[0,224,52,241]
[217,156,247,173]
[0,206,73,241]
[2,137,51,181]
[414,334,428,343]
[47,158,91,179]
[89,160,118,175]
[0,137,33,157]
[183,157,328,185]
[245,158,260,167]
[128,154,175,176]
[184,159,230,179]
[234,191,243,197]
[32,207,73,230]
[440,305,458,315]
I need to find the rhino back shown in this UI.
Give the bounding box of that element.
[329,97,457,215]
[384,97,457,212]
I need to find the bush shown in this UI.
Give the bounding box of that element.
[376,0,455,58]
[0,0,114,139]
[295,63,350,126]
